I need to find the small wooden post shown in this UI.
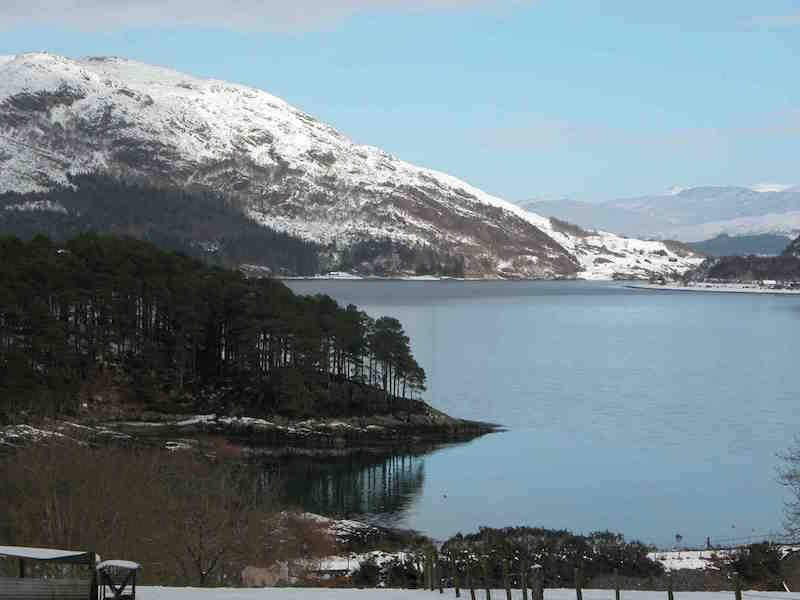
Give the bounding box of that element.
[453,555,461,598]
[482,557,491,600]
[429,549,436,592]
[432,555,438,592]
[89,553,99,600]
[667,572,674,600]
[468,562,477,600]
[733,574,742,600]
[614,568,621,600]
[532,564,544,600]
[575,564,584,600]
[521,559,529,600]
[504,559,513,600]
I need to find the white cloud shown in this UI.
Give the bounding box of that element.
[0,0,534,32]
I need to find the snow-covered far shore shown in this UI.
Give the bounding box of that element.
[627,283,800,295]
[138,588,800,600]
[647,550,725,571]
[279,273,468,281]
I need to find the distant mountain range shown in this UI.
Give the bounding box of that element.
[0,52,701,280]
[682,230,800,283]
[686,233,793,257]
[524,186,800,251]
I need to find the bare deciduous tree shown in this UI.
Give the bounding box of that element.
[779,437,800,538]
[0,441,331,586]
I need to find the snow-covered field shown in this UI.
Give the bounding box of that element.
[139,588,800,600]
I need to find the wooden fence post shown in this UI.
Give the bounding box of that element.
[468,562,477,600]
[89,552,98,600]
[453,555,461,598]
[575,564,583,600]
[667,572,674,600]
[521,559,529,600]
[481,556,491,600]
[433,554,439,593]
[614,568,621,600]
[425,548,434,591]
[531,564,544,600]
[734,574,742,600]
[425,551,431,591]
[503,559,512,600]
[431,549,438,592]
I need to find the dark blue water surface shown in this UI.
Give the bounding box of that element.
[284,280,800,548]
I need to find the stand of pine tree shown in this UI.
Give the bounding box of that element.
[0,234,427,423]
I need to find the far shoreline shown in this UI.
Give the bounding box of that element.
[626,283,800,296]
[280,275,640,283]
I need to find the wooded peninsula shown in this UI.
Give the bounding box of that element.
[0,234,486,443]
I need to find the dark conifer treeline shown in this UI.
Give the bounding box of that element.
[339,238,467,278]
[0,234,426,422]
[0,174,321,275]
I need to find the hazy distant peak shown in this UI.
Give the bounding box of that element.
[523,184,800,244]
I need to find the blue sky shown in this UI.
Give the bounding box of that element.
[1,0,799,201]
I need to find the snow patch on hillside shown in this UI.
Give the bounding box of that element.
[647,550,726,571]
[4,199,68,213]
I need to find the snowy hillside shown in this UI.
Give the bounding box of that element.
[0,52,701,279]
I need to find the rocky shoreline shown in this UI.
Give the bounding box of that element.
[113,406,500,453]
[1,403,501,455]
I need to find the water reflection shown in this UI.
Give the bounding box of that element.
[262,453,426,526]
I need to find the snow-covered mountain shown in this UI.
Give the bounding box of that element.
[526,186,800,244]
[0,52,701,279]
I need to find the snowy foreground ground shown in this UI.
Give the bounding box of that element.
[140,589,800,600]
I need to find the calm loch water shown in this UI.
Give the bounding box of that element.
[283,280,800,548]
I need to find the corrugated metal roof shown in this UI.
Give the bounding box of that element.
[0,545,91,563]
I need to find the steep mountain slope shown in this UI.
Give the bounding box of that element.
[526,186,800,243]
[0,52,701,279]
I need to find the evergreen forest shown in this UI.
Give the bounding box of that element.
[0,234,426,423]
